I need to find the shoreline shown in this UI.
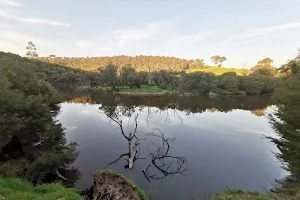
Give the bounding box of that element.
[112,91,251,97]
[115,91,176,96]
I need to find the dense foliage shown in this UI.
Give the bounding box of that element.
[250,58,278,77]
[266,53,300,199]
[0,52,79,184]
[97,64,278,95]
[0,52,99,90]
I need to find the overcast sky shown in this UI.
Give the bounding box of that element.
[0,0,299,68]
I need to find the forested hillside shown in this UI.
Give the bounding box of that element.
[0,52,99,90]
[1,51,280,95]
[39,55,203,72]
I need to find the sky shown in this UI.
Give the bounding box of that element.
[0,0,299,68]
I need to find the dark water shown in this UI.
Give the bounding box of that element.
[57,92,287,200]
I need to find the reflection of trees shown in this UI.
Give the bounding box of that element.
[0,132,80,185]
[67,93,272,117]
[105,112,141,169]
[103,107,188,182]
[0,108,80,185]
[143,130,188,182]
[251,108,267,117]
[66,96,95,104]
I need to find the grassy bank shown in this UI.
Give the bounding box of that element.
[209,189,275,200]
[119,85,173,94]
[95,85,175,94]
[0,178,82,200]
[0,175,295,200]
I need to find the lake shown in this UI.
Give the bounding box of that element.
[57,92,288,200]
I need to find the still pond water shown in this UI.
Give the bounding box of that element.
[57,92,287,200]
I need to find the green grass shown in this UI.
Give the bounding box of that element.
[187,66,249,76]
[210,189,276,200]
[0,178,82,200]
[96,170,148,200]
[119,85,172,93]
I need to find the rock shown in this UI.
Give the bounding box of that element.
[209,91,218,97]
[82,171,142,200]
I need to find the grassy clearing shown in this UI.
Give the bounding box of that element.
[187,66,248,76]
[96,170,148,200]
[119,85,172,93]
[0,178,82,200]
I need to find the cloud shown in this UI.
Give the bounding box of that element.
[167,31,218,46]
[76,40,93,48]
[75,20,174,53]
[0,21,15,28]
[231,22,300,41]
[112,22,167,41]
[109,21,174,48]
[174,33,206,45]
[21,18,70,26]
[0,0,20,7]
[0,11,71,27]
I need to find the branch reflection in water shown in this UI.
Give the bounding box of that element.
[101,105,188,182]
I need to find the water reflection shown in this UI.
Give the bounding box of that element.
[0,115,80,186]
[103,107,188,182]
[143,129,188,182]
[65,92,272,117]
[58,92,286,199]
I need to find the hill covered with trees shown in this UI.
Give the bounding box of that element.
[1,49,280,96]
[39,55,204,72]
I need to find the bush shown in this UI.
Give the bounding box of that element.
[180,72,215,93]
[216,72,239,94]
[240,75,275,95]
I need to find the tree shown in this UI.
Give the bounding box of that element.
[241,62,248,69]
[190,59,205,69]
[211,55,227,67]
[257,58,273,66]
[250,58,277,77]
[266,73,300,181]
[25,41,39,59]
[0,62,79,184]
[99,64,119,87]
[120,65,141,88]
[280,60,300,76]
[279,50,300,76]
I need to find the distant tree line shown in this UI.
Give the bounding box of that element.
[96,63,277,95]
[39,54,206,72]
[24,42,280,95]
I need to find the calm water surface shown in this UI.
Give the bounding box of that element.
[57,93,287,200]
